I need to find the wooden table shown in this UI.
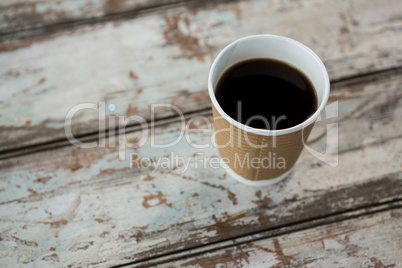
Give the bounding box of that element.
[1,0,401,267]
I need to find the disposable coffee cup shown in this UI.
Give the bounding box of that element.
[208,35,330,186]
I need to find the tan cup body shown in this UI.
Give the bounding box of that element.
[208,35,330,186]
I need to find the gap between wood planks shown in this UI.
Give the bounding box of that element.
[0,0,188,37]
[0,0,236,39]
[113,199,402,267]
[1,65,402,161]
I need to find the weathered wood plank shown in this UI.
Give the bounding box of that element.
[160,208,402,268]
[0,73,401,266]
[0,0,184,34]
[1,0,402,152]
[131,200,402,267]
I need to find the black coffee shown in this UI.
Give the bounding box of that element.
[215,59,317,130]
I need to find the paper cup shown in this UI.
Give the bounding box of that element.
[208,35,330,186]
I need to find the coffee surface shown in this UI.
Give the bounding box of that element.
[215,59,317,130]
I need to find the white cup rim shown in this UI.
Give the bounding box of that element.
[208,34,330,136]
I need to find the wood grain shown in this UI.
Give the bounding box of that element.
[160,208,402,268]
[0,0,185,34]
[0,72,401,266]
[1,0,402,152]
